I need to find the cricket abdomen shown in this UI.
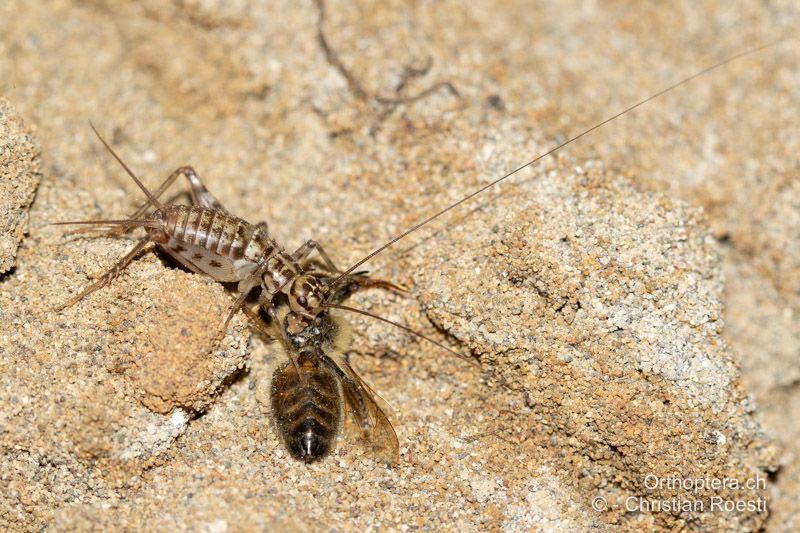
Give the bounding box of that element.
[270,351,342,462]
[153,205,277,282]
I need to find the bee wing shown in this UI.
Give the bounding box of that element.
[336,356,399,464]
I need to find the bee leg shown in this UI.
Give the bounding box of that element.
[311,271,406,305]
[339,274,408,300]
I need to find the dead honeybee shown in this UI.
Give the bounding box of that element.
[269,278,398,463]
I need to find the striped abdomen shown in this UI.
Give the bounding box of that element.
[270,351,342,462]
[150,205,277,283]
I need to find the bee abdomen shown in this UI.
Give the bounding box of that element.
[271,357,341,463]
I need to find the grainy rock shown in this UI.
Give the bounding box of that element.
[0,98,40,274]
[0,236,249,527]
[0,0,797,531]
[413,167,776,531]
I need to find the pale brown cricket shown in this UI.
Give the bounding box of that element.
[55,124,465,372]
[54,137,411,463]
[55,39,781,463]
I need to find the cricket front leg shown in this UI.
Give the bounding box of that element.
[321,271,407,306]
[211,283,261,345]
[292,241,403,293]
[240,305,275,342]
[291,241,405,295]
[265,304,302,374]
[220,285,254,332]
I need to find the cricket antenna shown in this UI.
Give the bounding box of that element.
[49,219,159,228]
[89,122,163,210]
[324,302,478,366]
[326,38,785,299]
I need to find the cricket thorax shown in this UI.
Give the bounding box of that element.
[259,254,301,294]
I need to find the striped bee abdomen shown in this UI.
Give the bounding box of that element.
[270,351,342,462]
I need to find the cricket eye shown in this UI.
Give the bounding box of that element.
[297,295,308,307]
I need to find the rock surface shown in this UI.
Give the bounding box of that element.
[412,168,774,531]
[0,0,797,531]
[0,98,40,275]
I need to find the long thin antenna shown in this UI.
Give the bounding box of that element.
[50,219,159,228]
[326,38,784,296]
[324,302,478,366]
[89,122,163,210]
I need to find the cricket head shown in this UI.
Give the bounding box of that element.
[286,274,326,333]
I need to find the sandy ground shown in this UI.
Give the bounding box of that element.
[1,1,798,531]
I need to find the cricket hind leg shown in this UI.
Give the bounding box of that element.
[55,239,150,311]
[124,166,230,224]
